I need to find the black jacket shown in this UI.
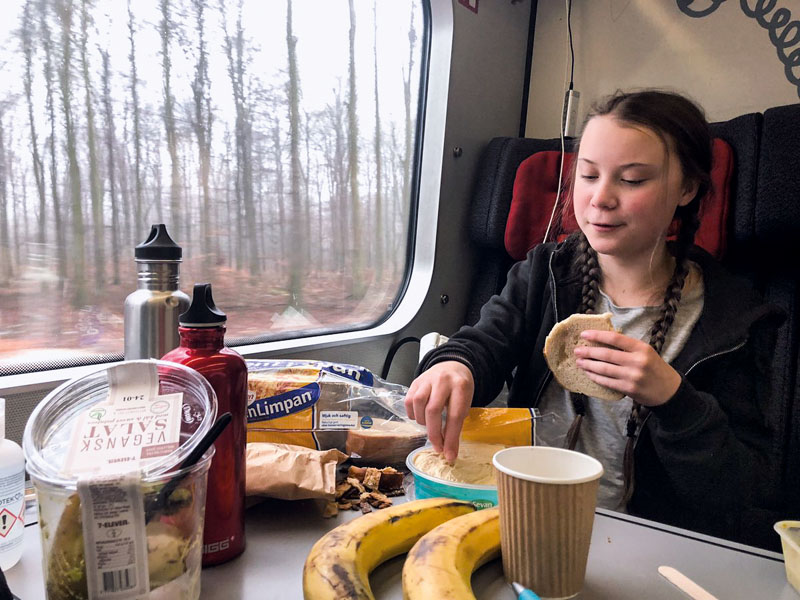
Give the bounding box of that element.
[420,235,785,547]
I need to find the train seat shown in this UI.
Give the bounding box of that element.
[464,103,800,536]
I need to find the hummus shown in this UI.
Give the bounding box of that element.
[413,442,507,485]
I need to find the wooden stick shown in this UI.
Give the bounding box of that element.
[658,566,719,600]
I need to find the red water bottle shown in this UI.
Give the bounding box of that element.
[162,283,247,566]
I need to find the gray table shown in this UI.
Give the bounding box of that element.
[6,499,795,599]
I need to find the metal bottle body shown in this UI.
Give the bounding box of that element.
[123,261,190,359]
[162,326,247,566]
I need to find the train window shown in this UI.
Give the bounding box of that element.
[0,0,428,374]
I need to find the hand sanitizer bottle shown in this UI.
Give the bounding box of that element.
[0,398,25,571]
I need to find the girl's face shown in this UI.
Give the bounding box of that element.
[573,114,697,263]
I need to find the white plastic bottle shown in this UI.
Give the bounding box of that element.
[0,398,25,571]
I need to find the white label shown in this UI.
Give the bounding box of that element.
[319,410,359,429]
[78,472,149,599]
[63,390,183,476]
[0,470,24,547]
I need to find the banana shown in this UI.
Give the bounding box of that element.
[302,497,475,600]
[402,506,501,600]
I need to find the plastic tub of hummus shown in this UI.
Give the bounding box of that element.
[406,442,508,509]
[23,360,217,600]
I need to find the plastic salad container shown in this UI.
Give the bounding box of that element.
[23,360,217,600]
[406,446,498,509]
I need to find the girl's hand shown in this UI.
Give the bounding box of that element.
[574,330,682,407]
[404,361,474,462]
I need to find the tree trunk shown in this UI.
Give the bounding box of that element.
[40,0,67,287]
[160,0,182,242]
[101,50,121,284]
[128,0,145,241]
[81,0,105,291]
[22,0,47,251]
[372,1,383,281]
[347,0,364,298]
[56,0,87,308]
[271,121,286,275]
[286,0,303,308]
[192,0,214,270]
[0,118,11,284]
[220,0,259,276]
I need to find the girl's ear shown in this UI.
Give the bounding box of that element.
[678,178,700,207]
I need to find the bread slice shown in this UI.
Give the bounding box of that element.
[345,418,427,465]
[543,312,625,401]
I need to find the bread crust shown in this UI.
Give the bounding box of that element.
[543,312,625,401]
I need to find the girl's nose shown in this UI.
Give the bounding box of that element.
[591,180,618,209]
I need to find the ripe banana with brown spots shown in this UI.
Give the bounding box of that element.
[402,506,501,600]
[302,497,476,599]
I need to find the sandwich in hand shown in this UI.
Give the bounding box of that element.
[543,312,625,401]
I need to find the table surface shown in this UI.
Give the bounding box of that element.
[6,497,795,599]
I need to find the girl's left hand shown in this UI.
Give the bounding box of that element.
[574,330,682,407]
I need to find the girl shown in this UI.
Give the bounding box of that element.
[405,90,783,547]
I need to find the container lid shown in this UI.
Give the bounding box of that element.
[134,223,182,261]
[23,360,217,488]
[179,283,227,327]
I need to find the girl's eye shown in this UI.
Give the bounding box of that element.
[622,178,646,185]
[580,174,598,180]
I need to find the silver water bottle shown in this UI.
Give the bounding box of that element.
[123,224,191,359]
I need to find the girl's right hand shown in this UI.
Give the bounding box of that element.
[404,361,474,462]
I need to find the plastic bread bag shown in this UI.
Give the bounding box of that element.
[246,359,427,464]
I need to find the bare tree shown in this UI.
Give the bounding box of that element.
[55,0,87,308]
[101,49,120,284]
[159,0,182,241]
[0,113,11,284]
[324,85,348,272]
[127,0,144,240]
[20,0,47,250]
[270,113,286,273]
[40,0,66,286]
[286,0,303,307]
[347,0,364,298]
[80,0,105,290]
[372,0,383,280]
[220,0,259,276]
[191,0,214,269]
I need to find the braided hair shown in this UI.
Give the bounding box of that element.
[562,90,713,505]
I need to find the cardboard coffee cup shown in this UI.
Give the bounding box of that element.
[493,446,603,599]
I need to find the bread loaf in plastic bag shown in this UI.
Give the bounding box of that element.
[246,359,426,464]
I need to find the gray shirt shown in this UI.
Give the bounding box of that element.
[535,263,704,511]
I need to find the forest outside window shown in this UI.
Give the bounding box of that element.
[0,0,427,374]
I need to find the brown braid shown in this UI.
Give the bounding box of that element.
[577,233,601,315]
[647,206,701,354]
[621,201,702,506]
[565,232,602,451]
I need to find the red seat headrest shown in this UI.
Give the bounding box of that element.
[504,138,734,261]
